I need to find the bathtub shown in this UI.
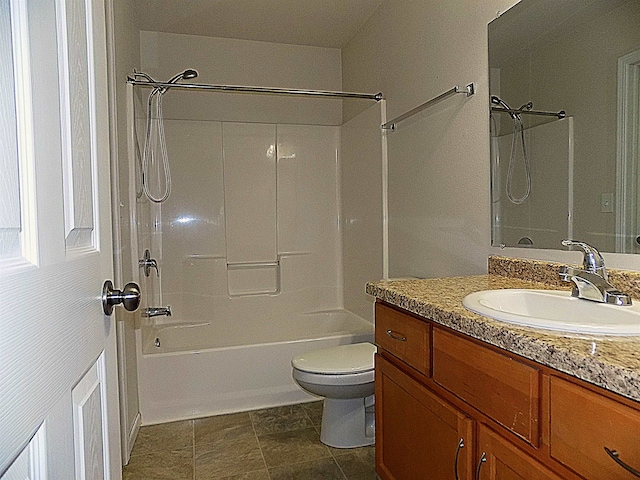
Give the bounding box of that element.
[136,309,374,424]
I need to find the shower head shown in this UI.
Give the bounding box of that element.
[152,69,199,95]
[166,69,199,84]
[182,69,198,80]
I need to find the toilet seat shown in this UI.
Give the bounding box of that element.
[292,368,374,386]
[291,342,376,375]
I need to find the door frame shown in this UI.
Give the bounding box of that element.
[615,49,640,253]
[103,0,141,466]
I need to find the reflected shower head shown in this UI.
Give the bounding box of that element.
[491,95,517,119]
[519,101,533,111]
[491,95,511,110]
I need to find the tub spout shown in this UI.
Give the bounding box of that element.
[142,306,172,318]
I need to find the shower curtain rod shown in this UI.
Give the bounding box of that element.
[491,106,566,118]
[127,77,383,101]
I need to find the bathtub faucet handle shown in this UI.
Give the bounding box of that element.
[139,249,159,277]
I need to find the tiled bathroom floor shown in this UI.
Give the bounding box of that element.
[123,401,378,480]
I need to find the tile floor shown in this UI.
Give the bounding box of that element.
[123,401,378,480]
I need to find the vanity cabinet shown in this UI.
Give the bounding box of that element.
[374,301,640,480]
[376,354,474,480]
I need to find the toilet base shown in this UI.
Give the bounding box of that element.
[320,397,375,448]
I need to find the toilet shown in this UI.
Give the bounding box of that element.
[291,342,376,448]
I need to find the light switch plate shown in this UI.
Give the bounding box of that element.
[601,193,614,213]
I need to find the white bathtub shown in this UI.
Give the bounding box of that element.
[136,309,374,424]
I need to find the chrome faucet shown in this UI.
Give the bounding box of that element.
[142,306,172,318]
[559,240,631,306]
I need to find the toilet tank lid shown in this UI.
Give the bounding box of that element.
[291,342,376,374]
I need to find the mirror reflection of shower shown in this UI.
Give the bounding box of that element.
[132,68,199,203]
[490,95,532,204]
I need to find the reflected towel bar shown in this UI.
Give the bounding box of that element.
[491,106,566,118]
[381,83,475,131]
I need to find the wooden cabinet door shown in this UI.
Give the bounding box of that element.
[549,376,640,479]
[477,425,563,480]
[376,354,474,480]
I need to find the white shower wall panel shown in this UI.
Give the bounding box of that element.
[139,120,343,340]
[156,120,225,320]
[497,117,573,249]
[277,125,341,297]
[223,123,278,264]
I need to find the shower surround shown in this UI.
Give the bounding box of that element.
[131,31,382,424]
[134,113,379,423]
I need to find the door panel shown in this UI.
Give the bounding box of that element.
[72,358,107,480]
[0,0,118,477]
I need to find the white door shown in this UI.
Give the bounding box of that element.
[0,0,125,478]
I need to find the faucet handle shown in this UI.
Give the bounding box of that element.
[561,240,606,278]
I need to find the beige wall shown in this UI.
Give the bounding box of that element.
[343,0,518,278]
[341,103,384,320]
[343,0,640,275]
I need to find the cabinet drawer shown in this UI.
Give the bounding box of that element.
[432,328,540,445]
[375,303,430,375]
[550,376,640,479]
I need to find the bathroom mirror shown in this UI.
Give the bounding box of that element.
[489,0,640,253]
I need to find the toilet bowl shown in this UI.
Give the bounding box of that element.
[291,342,376,448]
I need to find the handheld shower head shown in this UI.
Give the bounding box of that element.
[166,69,199,84]
[182,69,198,80]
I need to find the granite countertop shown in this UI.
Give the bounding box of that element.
[366,274,640,403]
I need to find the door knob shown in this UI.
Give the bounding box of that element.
[102,280,141,315]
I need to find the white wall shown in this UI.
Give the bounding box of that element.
[139,31,343,125]
[343,0,640,275]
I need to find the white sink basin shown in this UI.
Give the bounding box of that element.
[462,289,640,335]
